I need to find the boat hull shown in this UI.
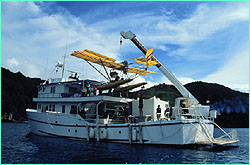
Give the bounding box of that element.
[26,109,214,145]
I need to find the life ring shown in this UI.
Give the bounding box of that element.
[89,127,95,138]
[103,128,108,139]
[132,128,137,141]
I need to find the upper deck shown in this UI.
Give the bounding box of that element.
[35,78,132,103]
[34,95,132,103]
[37,78,102,98]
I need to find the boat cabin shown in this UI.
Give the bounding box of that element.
[38,78,101,98]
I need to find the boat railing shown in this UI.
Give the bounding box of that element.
[38,92,82,98]
[106,114,125,124]
[85,114,97,123]
[174,107,213,121]
[84,113,125,124]
[38,93,61,98]
[194,115,213,121]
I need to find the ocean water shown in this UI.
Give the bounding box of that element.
[1,122,249,164]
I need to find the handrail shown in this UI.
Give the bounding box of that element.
[214,122,233,139]
[194,109,214,142]
[38,92,82,98]
[85,114,97,123]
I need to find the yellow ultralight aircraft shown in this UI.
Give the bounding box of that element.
[71,49,155,76]
[134,48,158,68]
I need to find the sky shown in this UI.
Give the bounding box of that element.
[1,1,249,92]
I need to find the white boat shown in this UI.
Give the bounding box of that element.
[26,31,239,146]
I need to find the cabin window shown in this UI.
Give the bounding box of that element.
[38,104,41,109]
[70,105,77,114]
[39,87,44,92]
[62,105,65,113]
[52,105,55,112]
[69,87,77,93]
[180,100,187,108]
[41,106,44,112]
[45,106,48,112]
[50,86,56,93]
[49,105,52,111]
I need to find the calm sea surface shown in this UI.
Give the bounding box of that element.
[1,122,249,164]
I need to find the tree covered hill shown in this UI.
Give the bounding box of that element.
[1,67,249,127]
[1,67,43,121]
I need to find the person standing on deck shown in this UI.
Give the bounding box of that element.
[138,93,143,116]
[124,103,129,123]
[156,105,161,120]
[164,104,170,118]
[93,86,97,95]
[86,83,91,96]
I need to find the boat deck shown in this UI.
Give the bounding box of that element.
[197,138,239,146]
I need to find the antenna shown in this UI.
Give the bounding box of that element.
[45,57,48,80]
[62,29,69,79]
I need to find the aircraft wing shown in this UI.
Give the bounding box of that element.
[83,49,116,62]
[126,67,155,75]
[71,50,119,68]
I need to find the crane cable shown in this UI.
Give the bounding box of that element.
[120,36,123,49]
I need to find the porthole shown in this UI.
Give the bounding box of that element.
[101,131,104,134]
[75,130,77,133]
[118,131,122,134]
[68,129,70,132]
[55,121,57,123]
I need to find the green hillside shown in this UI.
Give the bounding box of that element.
[1,67,43,121]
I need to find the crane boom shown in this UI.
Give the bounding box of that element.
[120,31,199,106]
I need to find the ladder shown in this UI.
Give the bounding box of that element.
[194,109,214,143]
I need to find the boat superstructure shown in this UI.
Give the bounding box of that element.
[26,31,239,146]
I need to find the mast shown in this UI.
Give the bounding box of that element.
[62,54,66,79]
[62,30,69,79]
